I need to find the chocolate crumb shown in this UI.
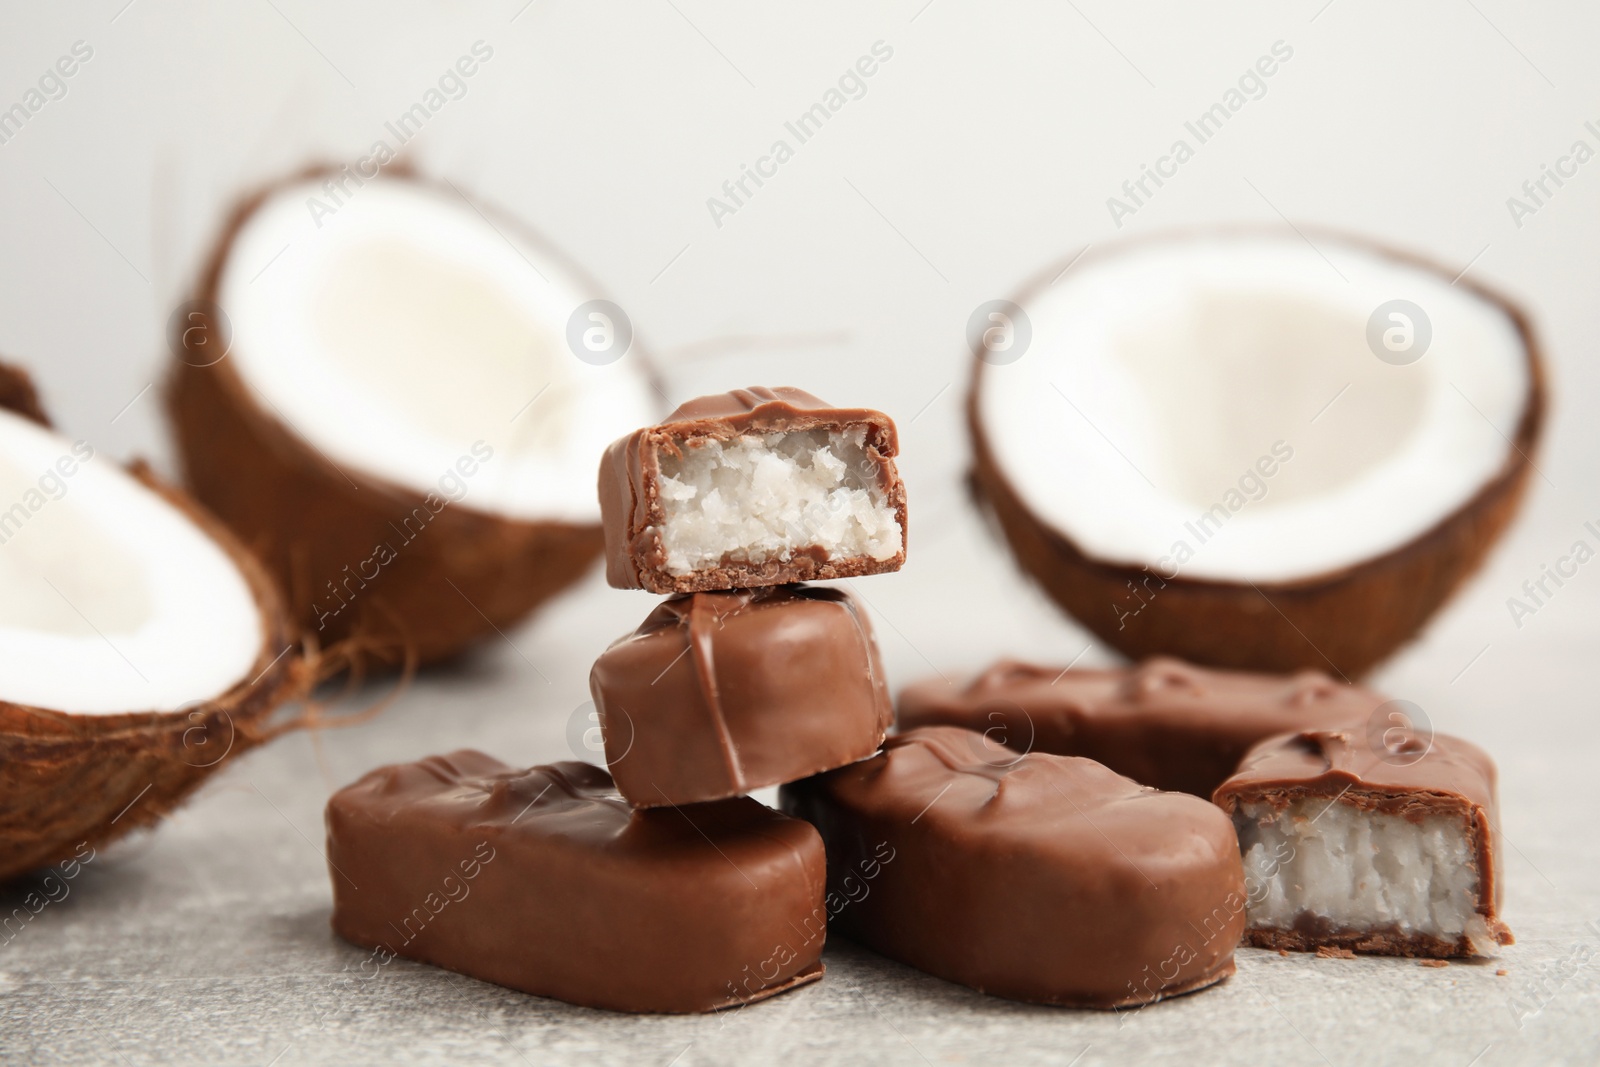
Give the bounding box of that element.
[1418,959,1449,968]
[1315,946,1356,959]
[1496,969,1509,977]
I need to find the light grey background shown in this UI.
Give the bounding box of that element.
[1,1,1597,1064]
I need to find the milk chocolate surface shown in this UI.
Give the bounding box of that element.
[780,726,1246,1009]
[590,584,893,808]
[599,387,907,593]
[326,751,826,1013]
[896,657,1378,797]
[1213,729,1513,957]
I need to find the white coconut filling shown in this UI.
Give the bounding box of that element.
[655,429,901,576]
[219,178,656,523]
[0,410,263,714]
[979,233,1530,582]
[1236,798,1494,949]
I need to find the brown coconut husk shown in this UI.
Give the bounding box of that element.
[968,230,1546,679]
[0,362,49,427]
[0,365,318,881]
[166,166,629,669]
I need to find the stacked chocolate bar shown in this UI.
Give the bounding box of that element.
[579,388,908,1004]
[325,388,910,1013]
[589,386,906,806]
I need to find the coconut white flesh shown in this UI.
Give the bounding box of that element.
[656,429,901,576]
[218,178,656,523]
[979,234,1530,582]
[0,410,263,714]
[1236,798,1495,951]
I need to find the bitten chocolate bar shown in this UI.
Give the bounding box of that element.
[599,387,907,593]
[780,726,1246,1009]
[326,751,826,1012]
[897,657,1378,797]
[1213,729,1514,958]
[589,584,893,808]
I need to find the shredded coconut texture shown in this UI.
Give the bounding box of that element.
[1236,798,1493,949]
[656,428,901,576]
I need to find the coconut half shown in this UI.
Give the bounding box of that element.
[0,363,306,882]
[970,230,1544,678]
[168,168,658,666]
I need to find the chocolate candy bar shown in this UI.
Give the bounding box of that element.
[590,584,893,808]
[1213,729,1514,958]
[780,726,1246,1008]
[897,657,1377,797]
[599,387,907,593]
[326,751,826,1012]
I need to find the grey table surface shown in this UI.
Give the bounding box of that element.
[3,2,1599,1064]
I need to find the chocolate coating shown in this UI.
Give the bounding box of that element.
[896,657,1378,797]
[590,585,893,808]
[1213,729,1513,957]
[326,751,826,1013]
[599,387,907,593]
[780,726,1246,1009]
